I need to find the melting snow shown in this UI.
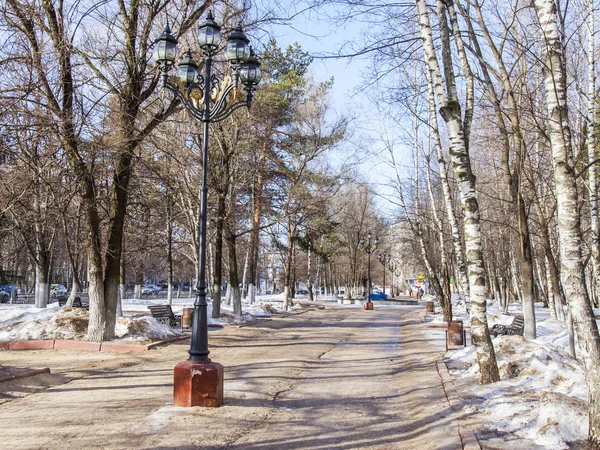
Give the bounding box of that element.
[445,300,588,449]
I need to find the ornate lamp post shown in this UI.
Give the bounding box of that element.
[388,260,395,298]
[360,231,379,308]
[377,252,391,298]
[154,12,261,408]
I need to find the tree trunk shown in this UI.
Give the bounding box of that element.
[134,270,142,300]
[212,192,226,318]
[117,258,125,317]
[166,202,174,306]
[284,225,295,310]
[416,0,499,383]
[241,243,250,300]
[35,257,50,308]
[307,247,314,302]
[225,225,242,316]
[464,0,536,339]
[534,0,600,444]
[588,0,600,302]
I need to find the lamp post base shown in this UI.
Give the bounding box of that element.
[173,360,224,407]
[364,300,374,310]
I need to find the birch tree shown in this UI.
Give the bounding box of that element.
[415,0,499,383]
[533,0,600,443]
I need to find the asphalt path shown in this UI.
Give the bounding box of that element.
[0,302,462,449]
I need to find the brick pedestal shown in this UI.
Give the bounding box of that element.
[364,301,374,310]
[173,360,224,407]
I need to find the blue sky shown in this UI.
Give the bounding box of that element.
[259,3,413,219]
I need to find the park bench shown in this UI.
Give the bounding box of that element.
[58,296,88,309]
[491,315,524,337]
[148,304,181,328]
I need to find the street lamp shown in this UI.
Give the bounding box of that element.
[388,260,396,298]
[360,231,379,308]
[154,12,261,408]
[377,252,391,298]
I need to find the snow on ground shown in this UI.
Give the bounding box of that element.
[442,298,588,449]
[0,303,180,343]
[0,293,310,343]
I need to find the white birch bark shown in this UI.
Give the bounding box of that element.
[416,0,499,383]
[248,284,256,304]
[588,0,600,299]
[546,256,557,320]
[534,0,600,443]
[425,65,470,301]
[225,282,232,306]
[241,244,250,300]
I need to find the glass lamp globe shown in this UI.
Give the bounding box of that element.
[240,48,262,87]
[176,50,199,85]
[153,23,178,66]
[226,25,250,64]
[197,11,222,53]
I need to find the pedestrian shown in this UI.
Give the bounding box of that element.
[419,287,424,298]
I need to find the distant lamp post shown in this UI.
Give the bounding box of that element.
[360,231,379,308]
[377,252,391,298]
[154,12,261,408]
[387,260,395,298]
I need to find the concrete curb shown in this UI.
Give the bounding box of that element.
[425,323,471,329]
[0,310,308,353]
[0,334,190,353]
[436,360,481,450]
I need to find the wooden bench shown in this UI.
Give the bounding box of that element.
[58,296,88,309]
[491,315,524,337]
[148,304,181,327]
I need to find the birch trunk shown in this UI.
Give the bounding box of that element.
[212,191,226,318]
[118,259,125,317]
[225,226,242,316]
[534,0,600,443]
[416,0,499,383]
[588,0,600,299]
[166,202,173,306]
[425,66,469,301]
[248,142,267,305]
[423,107,452,320]
[464,0,536,338]
[35,262,49,308]
[307,247,314,302]
[241,244,250,300]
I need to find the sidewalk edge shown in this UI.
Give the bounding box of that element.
[436,360,481,450]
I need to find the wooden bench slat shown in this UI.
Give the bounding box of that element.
[491,315,524,337]
[148,305,181,328]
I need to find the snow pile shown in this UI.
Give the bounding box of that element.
[113,316,182,343]
[447,317,587,449]
[0,307,181,343]
[0,293,313,343]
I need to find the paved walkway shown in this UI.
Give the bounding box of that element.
[0,303,463,449]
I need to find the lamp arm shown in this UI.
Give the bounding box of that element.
[165,81,205,121]
[210,100,249,123]
[208,82,236,120]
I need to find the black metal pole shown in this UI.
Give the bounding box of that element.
[367,245,371,301]
[188,54,212,363]
[382,259,385,296]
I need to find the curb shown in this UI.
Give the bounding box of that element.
[425,323,471,329]
[436,360,481,450]
[0,335,190,353]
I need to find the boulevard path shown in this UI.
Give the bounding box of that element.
[0,302,465,449]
